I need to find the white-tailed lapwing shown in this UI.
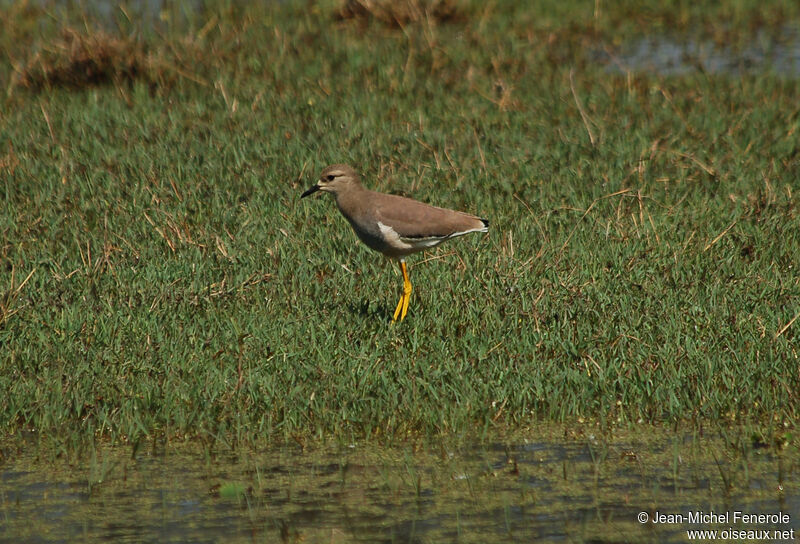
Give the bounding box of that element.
[301,164,488,322]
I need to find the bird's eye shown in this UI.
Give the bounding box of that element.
[326,175,335,181]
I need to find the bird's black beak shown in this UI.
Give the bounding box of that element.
[301,184,320,198]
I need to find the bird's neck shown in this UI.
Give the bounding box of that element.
[334,183,368,216]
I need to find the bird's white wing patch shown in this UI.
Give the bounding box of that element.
[377,221,414,251]
[447,226,489,237]
[378,221,450,251]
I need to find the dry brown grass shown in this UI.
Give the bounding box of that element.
[336,0,462,27]
[14,28,165,91]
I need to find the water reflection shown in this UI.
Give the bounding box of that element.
[2,432,798,542]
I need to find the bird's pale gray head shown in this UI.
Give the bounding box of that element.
[301,164,360,198]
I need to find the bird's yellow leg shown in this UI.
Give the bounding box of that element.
[400,260,412,320]
[392,260,413,323]
[392,292,405,323]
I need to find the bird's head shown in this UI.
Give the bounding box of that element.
[301,164,360,198]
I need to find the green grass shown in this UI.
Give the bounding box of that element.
[0,0,798,452]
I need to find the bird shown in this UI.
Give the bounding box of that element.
[301,164,488,322]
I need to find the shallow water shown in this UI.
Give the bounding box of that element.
[2,431,798,543]
[598,27,800,76]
